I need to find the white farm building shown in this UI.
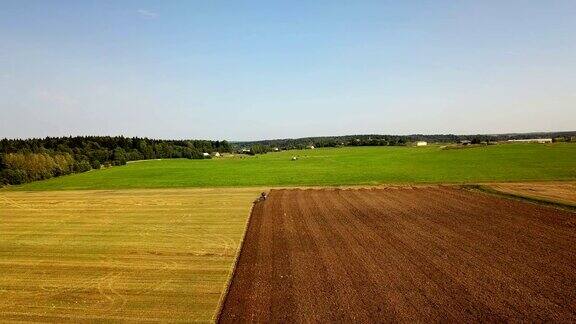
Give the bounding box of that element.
[416,141,427,146]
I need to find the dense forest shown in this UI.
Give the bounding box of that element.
[0,136,231,185]
[233,131,576,152]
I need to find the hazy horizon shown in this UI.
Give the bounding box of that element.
[2,1,576,140]
[2,129,575,143]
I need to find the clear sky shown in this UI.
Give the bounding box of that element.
[1,0,575,140]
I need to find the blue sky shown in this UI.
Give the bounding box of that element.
[1,0,575,140]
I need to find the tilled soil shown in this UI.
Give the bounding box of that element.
[219,187,576,322]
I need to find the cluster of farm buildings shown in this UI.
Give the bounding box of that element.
[415,138,553,147]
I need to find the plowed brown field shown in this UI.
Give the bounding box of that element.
[219,187,576,322]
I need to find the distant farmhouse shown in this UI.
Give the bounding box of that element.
[416,141,427,146]
[507,138,552,144]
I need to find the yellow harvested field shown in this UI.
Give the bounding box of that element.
[0,188,261,322]
[487,182,576,206]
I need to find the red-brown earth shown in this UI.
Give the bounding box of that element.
[219,187,576,322]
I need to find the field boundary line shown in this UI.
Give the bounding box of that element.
[5,178,576,192]
[462,184,576,212]
[211,195,261,323]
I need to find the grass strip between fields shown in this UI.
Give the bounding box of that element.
[463,184,576,212]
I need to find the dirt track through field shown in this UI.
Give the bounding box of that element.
[219,187,576,322]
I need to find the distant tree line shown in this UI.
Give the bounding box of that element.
[246,144,271,155]
[0,136,231,185]
[234,131,576,153]
[236,135,412,153]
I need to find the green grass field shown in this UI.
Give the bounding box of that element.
[9,143,576,191]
